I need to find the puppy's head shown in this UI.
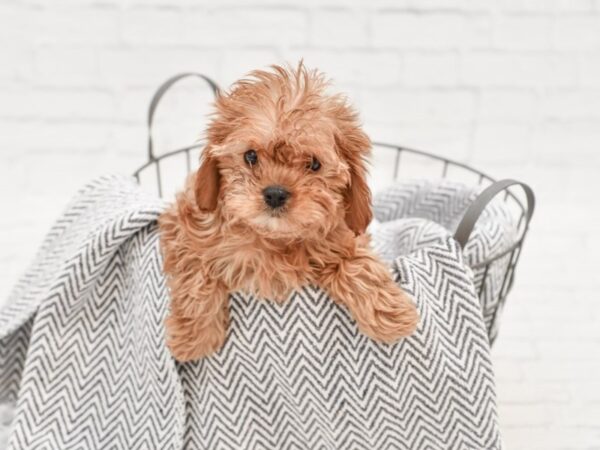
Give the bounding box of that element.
[195,63,372,240]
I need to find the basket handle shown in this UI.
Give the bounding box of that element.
[454,179,535,249]
[147,72,220,162]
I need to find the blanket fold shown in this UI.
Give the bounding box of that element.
[0,175,501,450]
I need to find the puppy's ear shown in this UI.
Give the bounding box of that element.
[335,127,373,235]
[194,149,220,212]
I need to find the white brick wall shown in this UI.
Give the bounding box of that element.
[1,1,600,448]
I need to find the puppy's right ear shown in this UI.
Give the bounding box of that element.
[194,149,220,212]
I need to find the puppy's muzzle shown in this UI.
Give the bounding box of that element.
[263,185,289,209]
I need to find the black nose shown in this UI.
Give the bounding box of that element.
[263,185,289,209]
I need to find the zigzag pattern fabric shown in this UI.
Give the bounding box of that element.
[0,175,501,449]
[373,179,518,341]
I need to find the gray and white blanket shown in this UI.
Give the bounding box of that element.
[372,179,518,342]
[0,175,502,449]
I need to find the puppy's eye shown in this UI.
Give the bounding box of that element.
[309,157,321,172]
[244,149,258,166]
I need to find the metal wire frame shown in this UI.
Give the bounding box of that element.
[371,143,535,344]
[133,142,203,197]
[374,142,533,268]
[133,73,535,345]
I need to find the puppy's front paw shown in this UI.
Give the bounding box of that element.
[165,313,227,362]
[356,281,419,343]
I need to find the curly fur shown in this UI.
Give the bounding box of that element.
[159,63,419,362]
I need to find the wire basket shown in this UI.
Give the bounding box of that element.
[134,73,535,345]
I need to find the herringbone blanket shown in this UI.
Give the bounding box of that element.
[373,179,518,342]
[0,175,501,449]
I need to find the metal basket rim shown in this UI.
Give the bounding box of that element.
[132,140,531,270]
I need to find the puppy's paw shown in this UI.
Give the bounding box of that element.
[165,313,227,362]
[357,281,419,343]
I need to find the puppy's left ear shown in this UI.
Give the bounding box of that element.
[194,148,221,212]
[335,124,373,235]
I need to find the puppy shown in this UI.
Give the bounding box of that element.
[159,63,419,362]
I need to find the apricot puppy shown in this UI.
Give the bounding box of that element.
[159,64,419,362]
